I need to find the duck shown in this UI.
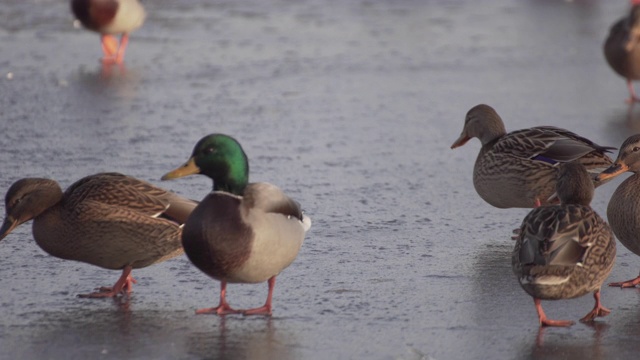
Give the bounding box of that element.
[451,104,615,208]
[603,0,640,103]
[71,0,146,64]
[0,173,197,298]
[161,133,311,316]
[596,134,640,288]
[512,162,616,327]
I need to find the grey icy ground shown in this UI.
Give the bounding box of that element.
[1,0,640,359]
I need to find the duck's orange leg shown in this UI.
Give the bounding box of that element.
[534,298,574,327]
[114,34,130,64]
[78,265,137,298]
[608,273,640,288]
[100,34,120,64]
[625,80,640,104]
[242,276,276,316]
[579,290,610,322]
[196,281,241,315]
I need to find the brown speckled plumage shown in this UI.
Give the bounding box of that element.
[596,134,640,287]
[452,104,614,208]
[604,3,640,102]
[0,173,197,296]
[513,163,615,326]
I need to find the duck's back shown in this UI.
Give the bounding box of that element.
[513,205,615,300]
[32,173,188,270]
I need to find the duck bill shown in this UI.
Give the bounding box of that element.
[0,216,18,242]
[596,163,629,182]
[161,157,201,180]
[451,134,470,149]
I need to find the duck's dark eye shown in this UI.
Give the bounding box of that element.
[11,197,22,207]
[634,146,640,152]
[203,147,215,155]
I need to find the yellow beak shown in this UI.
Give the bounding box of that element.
[161,157,201,180]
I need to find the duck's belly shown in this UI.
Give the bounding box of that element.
[473,154,556,208]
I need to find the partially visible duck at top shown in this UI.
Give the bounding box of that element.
[161,134,311,316]
[71,0,145,64]
[451,104,615,209]
[604,0,640,103]
[596,134,640,288]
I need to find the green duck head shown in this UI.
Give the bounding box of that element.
[162,133,249,194]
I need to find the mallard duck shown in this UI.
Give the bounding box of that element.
[71,0,145,64]
[0,173,197,297]
[604,0,640,103]
[161,134,311,316]
[596,134,640,288]
[513,162,616,327]
[451,104,614,208]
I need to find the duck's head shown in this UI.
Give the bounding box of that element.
[0,178,63,241]
[596,134,640,182]
[161,133,249,194]
[451,104,507,149]
[555,162,594,206]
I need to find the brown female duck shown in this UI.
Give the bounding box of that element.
[0,173,196,297]
[596,134,640,287]
[451,104,614,208]
[604,0,640,103]
[513,162,616,327]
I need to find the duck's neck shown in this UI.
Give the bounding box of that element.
[209,159,249,195]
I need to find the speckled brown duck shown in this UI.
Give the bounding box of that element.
[513,162,616,327]
[71,0,145,64]
[451,104,614,208]
[162,134,311,316]
[604,0,640,103]
[596,134,640,288]
[0,173,197,298]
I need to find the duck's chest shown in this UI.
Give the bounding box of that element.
[32,209,79,260]
[182,194,254,280]
[608,175,640,255]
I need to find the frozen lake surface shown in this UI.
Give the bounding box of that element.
[1,0,640,359]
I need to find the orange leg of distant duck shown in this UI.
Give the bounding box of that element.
[243,276,276,316]
[626,80,640,104]
[78,265,137,298]
[579,290,610,322]
[100,34,120,64]
[196,281,241,315]
[114,34,130,64]
[534,298,574,327]
[608,273,640,288]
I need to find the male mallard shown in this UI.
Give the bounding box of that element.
[604,0,640,103]
[513,162,616,327]
[0,173,196,297]
[161,134,311,316]
[596,134,640,287]
[71,0,145,64]
[451,104,614,208]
